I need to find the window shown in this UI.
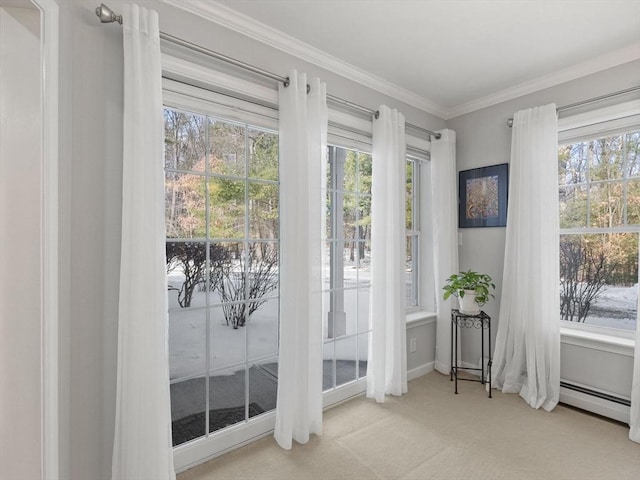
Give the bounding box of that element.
[559,130,640,332]
[406,157,421,309]
[164,107,279,446]
[324,145,371,391]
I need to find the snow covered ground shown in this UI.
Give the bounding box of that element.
[580,284,637,331]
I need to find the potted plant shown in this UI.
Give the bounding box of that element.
[443,270,495,314]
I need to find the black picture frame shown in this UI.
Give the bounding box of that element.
[458,163,508,228]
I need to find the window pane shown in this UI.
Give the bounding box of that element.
[248,129,278,181]
[627,178,640,225]
[248,358,277,418]
[247,242,279,301]
[357,153,372,194]
[406,160,414,230]
[627,132,640,178]
[358,333,369,379]
[560,233,637,332]
[335,336,357,387]
[210,241,244,307]
[247,297,278,361]
[343,193,357,241]
[166,241,208,309]
[323,341,335,391]
[406,236,416,307]
[164,109,207,173]
[208,178,245,239]
[357,288,370,334]
[559,185,587,228]
[209,120,245,177]
[169,309,206,446]
[355,241,371,287]
[249,182,279,239]
[165,172,206,239]
[589,181,624,228]
[589,136,623,182]
[558,142,588,186]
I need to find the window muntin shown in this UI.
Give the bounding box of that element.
[165,107,279,446]
[559,131,640,333]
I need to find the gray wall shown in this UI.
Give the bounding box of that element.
[0,6,42,478]
[447,59,640,396]
[56,1,444,479]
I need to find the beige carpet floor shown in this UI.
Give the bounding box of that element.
[178,371,640,480]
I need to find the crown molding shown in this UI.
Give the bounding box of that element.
[160,0,449,118]
[161,0,640,121]
[446,43,640,119]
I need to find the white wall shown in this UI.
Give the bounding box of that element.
[447,59,640,399]
[0,5,42,478]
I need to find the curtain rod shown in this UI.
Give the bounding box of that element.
[95,3,442,140]
[506,85,640,128]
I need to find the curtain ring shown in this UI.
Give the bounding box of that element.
[283,77,290,88]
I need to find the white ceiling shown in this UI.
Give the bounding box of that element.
[201,0,640,118]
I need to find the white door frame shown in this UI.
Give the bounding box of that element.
[30,0,59,478]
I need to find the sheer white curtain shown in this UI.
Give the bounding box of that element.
[631,244,640,442]
[112,5,175,480]
[430,130,459,375]
[492,104,560,411]
[274,71,327,449]
[367,105,407,403]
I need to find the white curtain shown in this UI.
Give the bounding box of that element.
[430,130,459,375]
[631,241,640,442]
[367,105,407,403]
[492,104,560,411]
[112,5,175,480]
[274,71,327,449]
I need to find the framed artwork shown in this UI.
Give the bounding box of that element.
[458,163,508,228]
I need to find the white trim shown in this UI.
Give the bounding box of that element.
[162,54,278,107]
[558,99,640,132]
[408,361,434,381]
[173,411,276,473]
[560,383,630,424]
[159,0,449,118]
[31,0,59,478]
[447,43,640,119]
[560,325,635,357]
[406,310,436,328]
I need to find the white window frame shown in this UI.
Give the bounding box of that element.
[558,99,640,351]
[406,155,421,311]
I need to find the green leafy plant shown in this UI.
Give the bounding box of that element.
[442,270,496,306]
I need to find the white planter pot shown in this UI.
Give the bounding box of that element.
[458,290,480,314]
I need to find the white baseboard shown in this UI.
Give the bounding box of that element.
[408,361,434,381]
[560,384,630,424]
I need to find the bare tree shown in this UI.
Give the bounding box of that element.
[211,243,278,329]
[560,237,615,322]
[166,242,227,308]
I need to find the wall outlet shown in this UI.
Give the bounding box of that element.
[409,337,417,353]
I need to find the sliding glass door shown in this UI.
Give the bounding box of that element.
[164,107,279,446]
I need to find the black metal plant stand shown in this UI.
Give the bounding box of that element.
[450,309,492,398]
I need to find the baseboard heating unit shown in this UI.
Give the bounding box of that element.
[559,381,630,424]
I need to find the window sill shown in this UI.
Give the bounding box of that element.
[406,311,437,328]
[560,325,635,357]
